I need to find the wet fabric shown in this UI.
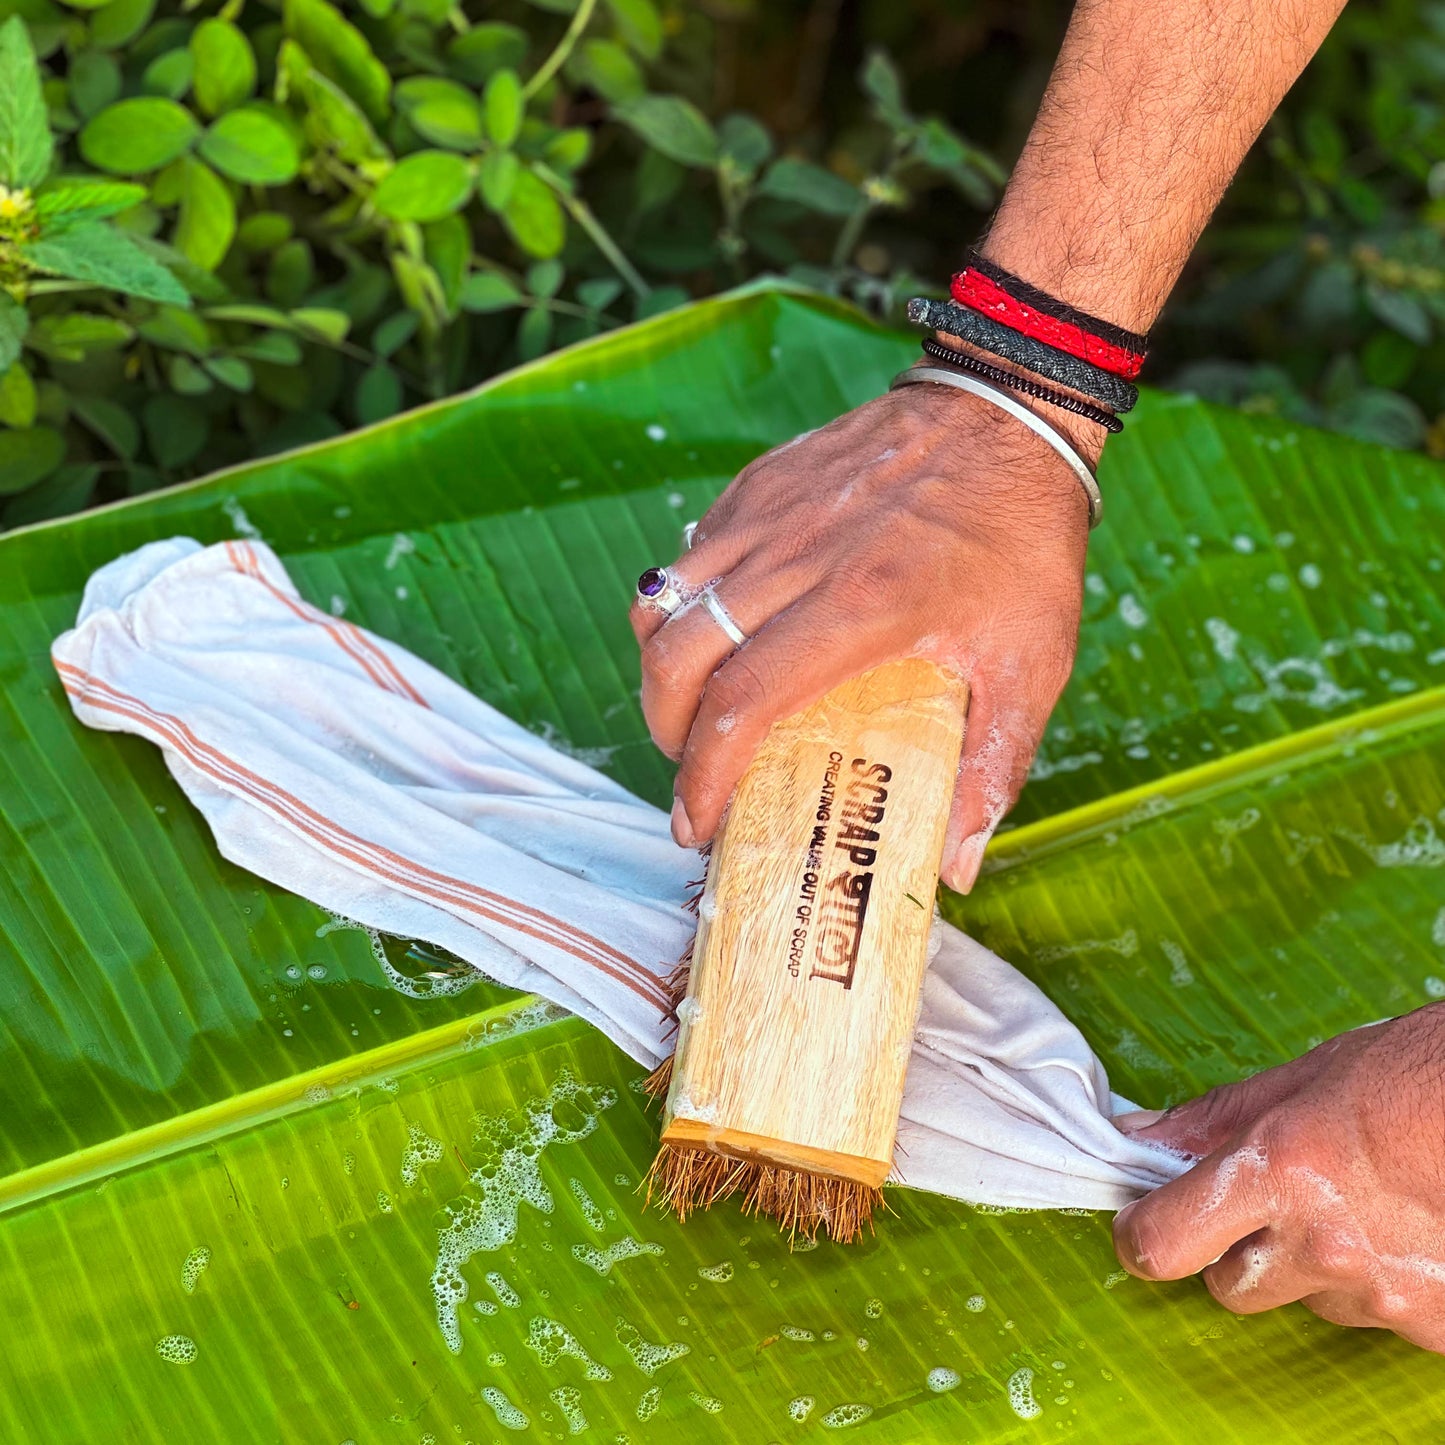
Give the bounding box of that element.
[54,537,1186,1212]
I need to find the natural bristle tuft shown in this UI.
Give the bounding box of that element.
[645,1142,883,1244]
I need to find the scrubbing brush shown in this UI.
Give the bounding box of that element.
[645,660,967,1243]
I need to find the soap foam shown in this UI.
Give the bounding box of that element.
[429,1071,615,1351]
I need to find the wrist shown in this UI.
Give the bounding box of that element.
[929,330,1110,468]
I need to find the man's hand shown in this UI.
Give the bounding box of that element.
[629,378,1091,890]
[1113,1006,1445,1353]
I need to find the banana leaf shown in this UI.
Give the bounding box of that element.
[4,281,1445,1440]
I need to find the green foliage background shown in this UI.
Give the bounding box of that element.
[0,0,1442,525]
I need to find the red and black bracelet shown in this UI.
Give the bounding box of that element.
[954,254,1149,380]
[906,295,1138,414]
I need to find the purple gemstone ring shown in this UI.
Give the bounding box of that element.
[635,566,686,616]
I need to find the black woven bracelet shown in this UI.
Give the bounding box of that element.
[906,295,1139,414]
[966,250,1150,355]
[920,337,1124,434]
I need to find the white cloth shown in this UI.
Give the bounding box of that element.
[54,537,1186,1211]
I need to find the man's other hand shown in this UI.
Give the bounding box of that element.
[1114,1005,1445,1353]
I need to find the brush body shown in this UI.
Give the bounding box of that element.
[652,659,967,1240]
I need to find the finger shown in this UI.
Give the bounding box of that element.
[1113,1140,1280,1281]
[628,528,744,646]
[673,583,896,845]
[1202,1228,1314,1315]
[1302,1291,1379,1333]
[1115,1057,1328,1159]
[639,554,819,761]
[939,670,1054,894]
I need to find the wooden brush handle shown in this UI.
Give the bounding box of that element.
[661,659,967,1188]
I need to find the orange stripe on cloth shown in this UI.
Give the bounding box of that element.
[224,542,428,708]
[55,660,672,1013]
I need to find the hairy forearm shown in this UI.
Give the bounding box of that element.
[983,0,1348,333]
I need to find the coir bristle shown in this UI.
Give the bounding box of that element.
[645,1142,883,1245]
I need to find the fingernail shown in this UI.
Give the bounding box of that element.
[671,796,695,848]
[947,830,992,894]
[1113,1109,1166,1135]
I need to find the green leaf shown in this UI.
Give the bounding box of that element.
[370,308,416,357]
[198,107,300,186]
[290,305,349,342]
[140,45,192,100]
[283,0,390,125]
[167,350,210,392]
[79,96,198,174]
[280,41,385,164]
[22,220,189,304]
[614,93,717,168]
[0,360,37,427]
[605,0,661,58]
[525,257,562,298]
[26,310,132,359]
[0,423,62,493]
[575,275,621,312]
[70,390,139,457]
[173,156,235,271]
[499,166,564,257]
[395,76,483,151]
[860,47,908,126]
[447,23,527,86]
[422,212,467,316]
[235,210,293,252]
[190,18,256,118]
[565,38,642,102]
[67,48,121,118]
[515,299,551,358]
[717,112,772,173]
[8,289,1445,1436]
[137,303,210,355]
[88,0,156,49]
[34,176,145,224]
[543,126,590,172]
[265,237,313,307]
[202,352,252,392]
[354,360,400,424]
[457,270,522,313]
[476,146,517,212]
[0,293,27,373]
[1364,281,1432,346]
[0,15,54,187]
[372,150,473,223]
[1,461,96,526]
[141,391,207,467]
[482,67,522,147]
[756,157,860,216]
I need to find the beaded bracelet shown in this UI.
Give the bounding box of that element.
[960,253,1149,378]
[906,295,1139,414]
[921,337,1123,435]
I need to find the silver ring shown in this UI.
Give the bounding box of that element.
[700,586,747,647]
[682,521,698,550]
[636,566,686,616]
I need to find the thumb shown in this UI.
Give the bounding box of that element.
[940,676,1048,894]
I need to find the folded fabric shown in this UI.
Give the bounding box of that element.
[53,538,1186,1212]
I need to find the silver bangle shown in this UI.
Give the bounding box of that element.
[889,364,1103,528]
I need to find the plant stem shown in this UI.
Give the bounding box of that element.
[522,0,598,101]
[532,162,651,299]
[830,199,873,272]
